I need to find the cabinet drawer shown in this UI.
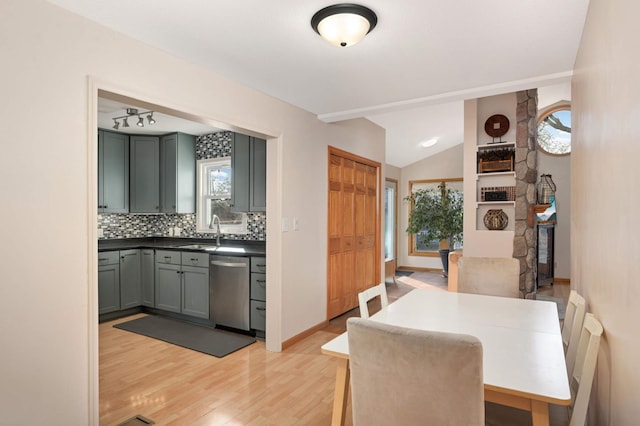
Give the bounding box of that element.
[250,300,266,332]
[98,251,119,266]
[155,250,181,265]
[181,251,209,268]
[251,257,266,273]
[250,273,266,302]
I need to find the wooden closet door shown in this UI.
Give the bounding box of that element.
[327,149,380,320]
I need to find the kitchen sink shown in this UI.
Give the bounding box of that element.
[177,244,246,253]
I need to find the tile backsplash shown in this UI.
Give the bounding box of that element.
[98,212,265,240]
[99,131,266,242]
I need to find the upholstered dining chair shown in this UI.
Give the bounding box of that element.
[457,257,520,298]
[358,282,388,319]
[485,313,604,426]
[562,290,586,378]
[346,317,485,426]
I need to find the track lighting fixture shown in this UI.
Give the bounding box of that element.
[112,108,156,130]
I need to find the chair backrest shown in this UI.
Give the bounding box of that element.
[457,257,520,298]
[563,290,587,377]
[569,313,603,426]
[347,318,484,426]
[358,282,388,319]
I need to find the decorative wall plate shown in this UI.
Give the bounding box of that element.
[484,114,510,138]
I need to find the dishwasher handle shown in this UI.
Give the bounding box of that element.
[211,260,247,268]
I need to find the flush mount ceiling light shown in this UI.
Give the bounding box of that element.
[420,138,438,148]
[311,3,377,47]
[112,108,156,130]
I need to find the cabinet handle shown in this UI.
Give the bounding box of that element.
[256,264,266,268]
[98,257,108,261]
[190,258,198,262]
[256,306,266,311]
[176,271,181,274]
[164,256,172,260]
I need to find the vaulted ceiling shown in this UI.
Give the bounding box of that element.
[50,0,590,167]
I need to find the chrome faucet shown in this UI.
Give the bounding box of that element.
[209,213,221,246]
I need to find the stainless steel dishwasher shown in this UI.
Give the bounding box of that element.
[209,255,250,331]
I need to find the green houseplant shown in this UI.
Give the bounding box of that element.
[405,182,463,276]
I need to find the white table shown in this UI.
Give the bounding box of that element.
[321,289,571,426]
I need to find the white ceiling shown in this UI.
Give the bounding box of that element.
[51,0,589,167]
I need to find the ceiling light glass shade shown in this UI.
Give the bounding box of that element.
[122,117,129,128]
[136,116,144,127]
[420,138,438,148]
[147,113,156,125]
[112,119,120,130]
[312,4,377,47]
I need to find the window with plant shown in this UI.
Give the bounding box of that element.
[406,179,463,257]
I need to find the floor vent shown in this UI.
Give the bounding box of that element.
[117,415,155,426]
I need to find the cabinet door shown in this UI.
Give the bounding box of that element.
[98,263,120,314]
[181,265,210,319]
[130,135,160,213]
[161,133,196,213]
[119,249,141,309]
[141,249,155,307]
[99,130,129,213]
[250,137,266,212]
[231,133,250,212]
[155,263,182,313]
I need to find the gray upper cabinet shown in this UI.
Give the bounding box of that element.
[160,133,196,213]
[98,130,129,213]
[129,135,160,213]
[250,137,267,212]
[231,133,266,213]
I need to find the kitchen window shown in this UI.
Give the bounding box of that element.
[196,158,247,234]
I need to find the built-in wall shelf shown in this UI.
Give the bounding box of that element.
[476,142,515,151]
[476,171,516,179]
[476,201,516,208]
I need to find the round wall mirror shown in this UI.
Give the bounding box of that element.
[537,104,571,155]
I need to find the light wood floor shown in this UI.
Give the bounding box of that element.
[100,273,569,426]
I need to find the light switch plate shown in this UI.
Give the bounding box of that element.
[282,218,288,232]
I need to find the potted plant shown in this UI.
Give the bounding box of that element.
[405,182,463,276]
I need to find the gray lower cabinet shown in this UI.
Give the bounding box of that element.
[119,249,141,309]
[155,250,209,319]
[98,251,120,314]
[98,249,141,314]
[98,130,129,213]
[141,249,155,307]
[250,256,266,333]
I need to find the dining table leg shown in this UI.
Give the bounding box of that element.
[530,400,550,426]
[330,358,350,426]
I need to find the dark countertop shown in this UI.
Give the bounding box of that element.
[98,237,265,256]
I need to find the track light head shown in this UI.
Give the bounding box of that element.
[122,117,129,128]
[147,113,156,125]
[136,116,144,127]
[112,119,120,130]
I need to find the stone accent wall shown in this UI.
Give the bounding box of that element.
[514,90,538,298]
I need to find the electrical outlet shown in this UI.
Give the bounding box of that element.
[97,229,104,238]
[282,218,289,232]
[174,227,181,236]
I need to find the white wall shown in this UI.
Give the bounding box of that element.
[398,144,464,269]
[0,1,385,424]
[572,0,640,423]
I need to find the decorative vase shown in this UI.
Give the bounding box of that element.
[483,209,508,230]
